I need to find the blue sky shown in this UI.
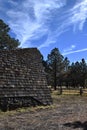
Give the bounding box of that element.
[0,0,87,63]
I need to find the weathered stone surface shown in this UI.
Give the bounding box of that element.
[0,48,52,111]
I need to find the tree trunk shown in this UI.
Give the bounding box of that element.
[54,60,57,90]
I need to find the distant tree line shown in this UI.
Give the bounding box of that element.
[42,48,87,90]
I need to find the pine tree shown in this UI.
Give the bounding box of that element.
[46,48,64,90]
[0,19,20,50]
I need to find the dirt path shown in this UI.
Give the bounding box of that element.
[0,95,87,130]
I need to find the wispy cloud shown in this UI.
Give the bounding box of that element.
[54,0,87,34]
[3,0,66,48]
[63,45,76,53]
[38,27,68,49]
[39,0,87,48]
[68,0,87,31]
[0,0,87,49]
[62,48,87,56]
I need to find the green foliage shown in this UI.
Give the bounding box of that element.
[43,48,87,89]
[63,57,70,71]
[85,79,87,87]
[45,48,67,90]
[0,19,20,50]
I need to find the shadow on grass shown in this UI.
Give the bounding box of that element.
[63,121,87,130]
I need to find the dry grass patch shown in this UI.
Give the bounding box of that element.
[0,91,87,129]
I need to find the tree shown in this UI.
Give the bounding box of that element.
[63,57,70,71]
[68,59,87,88]
[46,48,64,90]
[0,19,20,50]
[62,57,70,87]
[80,59,87,87]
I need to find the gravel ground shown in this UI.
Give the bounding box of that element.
[0,95,87,130]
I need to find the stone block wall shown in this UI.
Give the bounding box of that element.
[0,48,52,111]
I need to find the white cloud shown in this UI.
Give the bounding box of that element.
[0,0,87,49]
[8,0,17,6]
[62,48,87,56]
[38,33,55,49]
[71,45,76,48]
[38,0,87,49]
[2,0,66,47]
[63,45,76,52]
[67,0,87,31]
[0,1,54,46]
[38,27,68,49]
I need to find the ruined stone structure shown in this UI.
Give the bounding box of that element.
[0,48,52,111]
